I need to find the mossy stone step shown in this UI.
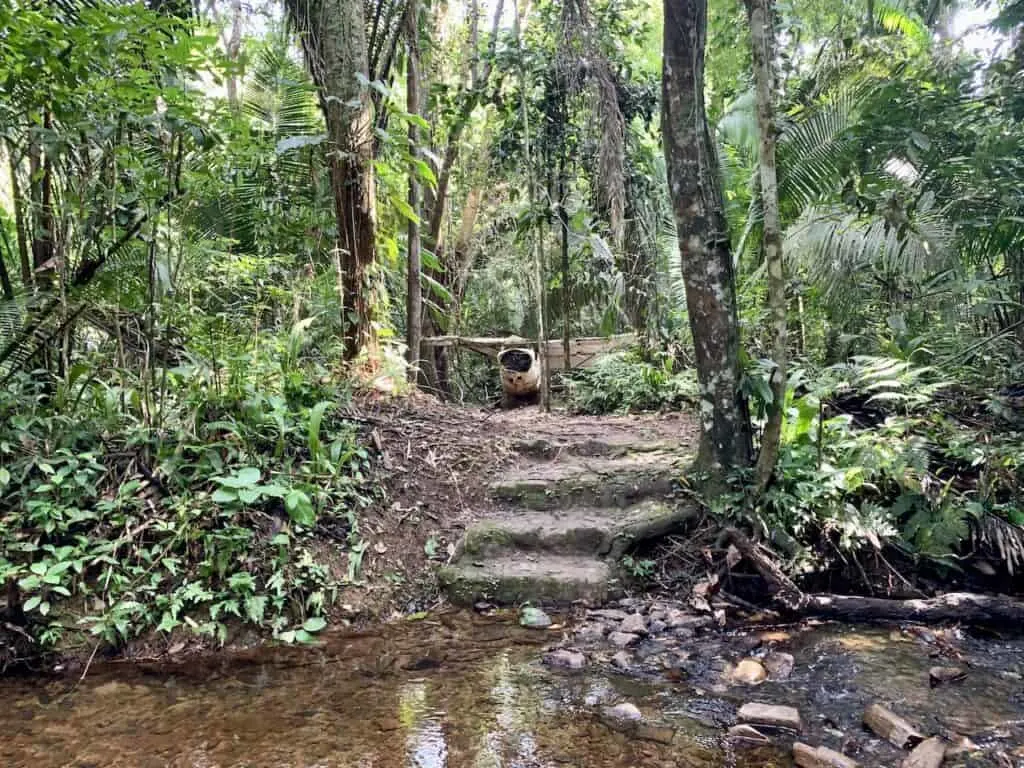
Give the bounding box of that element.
[490,451,687,510]
[458,500,696,560]
[437,554,615,606]
[511,436,678,459]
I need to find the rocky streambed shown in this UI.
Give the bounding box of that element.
[4,605,1024,767]
[530,597,1024,767]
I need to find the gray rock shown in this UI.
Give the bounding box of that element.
[575,623,607,643]
[604,702,643,722]
[765,652,795,681]
[617,597,642,610]
[738,703,803,732]
[620,613,648,635]
[667,611,712,630]
[649,608,667,622]
[728,724,771,746]
[519,606,553,629]
[588,608,630,621]
[544,649,587,670]
[608,631,640,648]
[649,618,667,634]
[611,650,633,670]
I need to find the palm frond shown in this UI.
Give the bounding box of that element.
[778,83,867,212]
[785,196,956,302]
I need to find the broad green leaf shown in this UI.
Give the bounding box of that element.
[212,488,237,504]
[285,489,315,527]
[302,616,327,633]
[237,487,261,505]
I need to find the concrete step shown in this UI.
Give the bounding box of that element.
[489,451,686,510]
[437,554,615,606]
[458,499,695,560]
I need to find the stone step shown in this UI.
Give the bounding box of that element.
[438,554,615,606]
[457,500,695,560]
[490,451,686,510]
[511,435,678,460]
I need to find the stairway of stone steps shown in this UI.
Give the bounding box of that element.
[438,426,697,607]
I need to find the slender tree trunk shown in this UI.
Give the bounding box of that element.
[559,155,572,375]
[450,186,482,326]
[405,0,423,381]
[746,0,787,495]
[5,144,31,288]
[662,0,752,475]
[286,0,377,360]
[516,0,549,411]
[28,114,57,286]
[0,232,13,300]
[223,0,243,109]
[419,0,505,393]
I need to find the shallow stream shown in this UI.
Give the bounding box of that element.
[3,612,1023,767]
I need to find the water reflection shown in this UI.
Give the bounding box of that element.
[3,616,1021,768]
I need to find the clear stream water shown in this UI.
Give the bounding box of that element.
[3,612,1023,767]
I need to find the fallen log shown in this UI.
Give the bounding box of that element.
[798,592,1024,625]
[726,528,1024,626]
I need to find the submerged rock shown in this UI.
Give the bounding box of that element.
[519,606,553,629]
[604,702,643,722]
[928,666,966,687]
[901,736,946,768]
[793,742,859,768]
[543,649,587,670]
[863,703,923,749]
[620,613,648,635]
[727,724,771,746]
[611,650,633,670]
[737,702,803,732]
[730,658,768,685]
[764,651,795,681]
[608,631,640,648]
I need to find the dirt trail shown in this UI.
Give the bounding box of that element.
[344,396,699,614]
[414,404,702,607]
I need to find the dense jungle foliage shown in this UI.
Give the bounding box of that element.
[2,0,1024,660]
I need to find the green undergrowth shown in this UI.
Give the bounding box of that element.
[564,348,699,414]
[730,356,1024,581]
[0,334,378,660]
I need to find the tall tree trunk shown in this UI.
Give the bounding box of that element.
[662,0,752,475]
[29,113,57,286]
[405,0,423,381]
[286,0,378,360]
[516,0,550,411]
[223,0,243,109]
[5,144,31,288]
[746,0,787,495]
[419,0,504,394]
[559,155,572,376]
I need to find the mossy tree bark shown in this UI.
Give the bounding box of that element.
[662,0,752,477]
[286,0,378,360]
